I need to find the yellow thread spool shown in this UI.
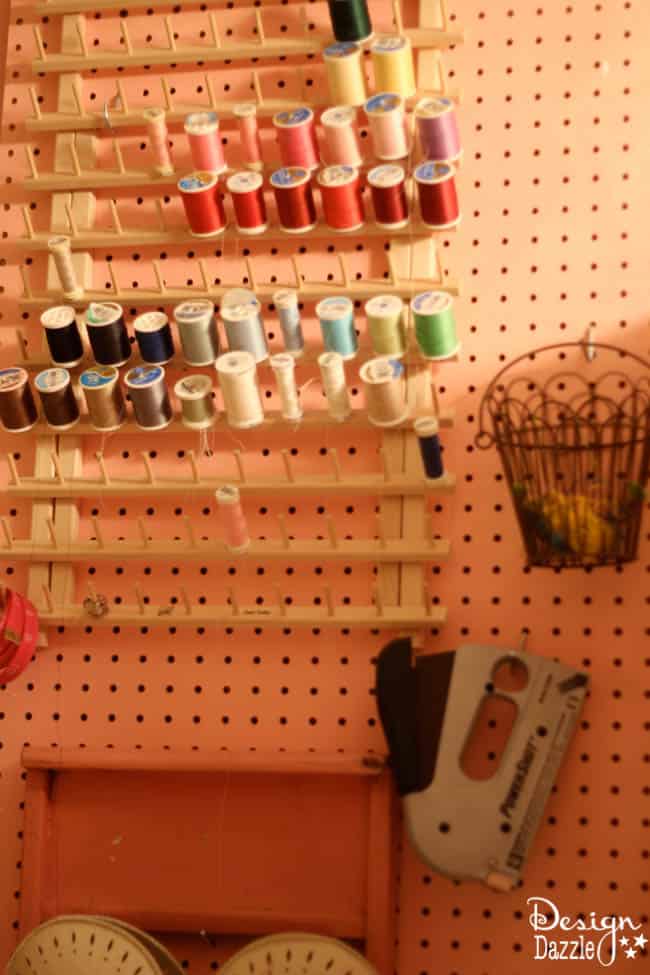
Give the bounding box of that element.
[370,36,416,99]
[323,41,367,107]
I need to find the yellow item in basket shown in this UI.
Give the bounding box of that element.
[542,491,615,557]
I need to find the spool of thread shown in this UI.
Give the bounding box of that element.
[85,302,131,367]
[317,165,365,231]
[327,0,372,42]
[143,107,174,176]
[0,368,38,432]
[318,351,351,421]
[178,171,226,237]
[273,289,304,358]
[124,365,173,430]
[415,97,461,162]
[316,296,358,359]
[215,350,264,429]
[80,365,125,432]
[227,171,268,234]
[173,299,220,366]
[216,485,250,553]
[360,356,408,427]
[233,103,264,171]
[368,164,408,228]
[270,353,302,421]
[184,111,226,173]
[321,106,363,167]
[371,36,416,99]
[414,161,460,229]
[40,305,84,367]
[364,295,406,357]
[410,291,460,360]
[34,367,79,431]
[48,235,83,300]
[323,42,367,106]
[174,374,216,430]
[364,93,408,160]
[414,416,444,479]
[270,167,317,233]
[221,293,268,364]
[273,108,319,170]
[134,310,175,364]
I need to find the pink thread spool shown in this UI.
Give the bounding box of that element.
[143,107,174,176]
[273,107,319,170]
[364,93,408,160]
[185,111,227,174]
[415,97,461,162]
[216,485,250,552]
[234,102,264,172]
[321,106,363,167]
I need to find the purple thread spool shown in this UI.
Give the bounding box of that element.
[414,416,444,479]
[415,97,461,163]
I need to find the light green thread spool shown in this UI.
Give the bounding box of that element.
[410,291,459,360]
[364,295,406,357]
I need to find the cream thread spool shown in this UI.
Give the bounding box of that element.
[174,374,216,430]
[143,107,174,176]
[360,355,408,427]
[270,353,302,422]
[370,36,416,99]
[273,289,304,358]
[48,235,83,300]
[216,485,250,553]
[318,351,351,421]
[364,294,406,357]
[323,41,367,107]
[215,350,264,429]
[233,103,264,172]
[321,106,363,167]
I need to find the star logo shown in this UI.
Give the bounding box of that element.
[620,937,630,947]
[625,947,637,960]
[635,933,648,950]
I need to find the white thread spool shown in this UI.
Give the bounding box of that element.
[48,235,83,300]
[270,353,302,422]
[318,351,351,421]
[360,356,408,427]
[215,350,264,429]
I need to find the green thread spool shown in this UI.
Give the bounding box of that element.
[365,295,406,357]
[327,0,372,44]
[410,291,459,360]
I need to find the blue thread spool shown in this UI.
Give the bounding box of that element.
[134,311,175,365]
[414,416,444,479]
[316,296,358,359]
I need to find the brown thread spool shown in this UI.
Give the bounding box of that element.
[360,356,408,427]
[80,366,125,432]
[0,367,38,432]
[34,367,80,430]
[48,235,83,300]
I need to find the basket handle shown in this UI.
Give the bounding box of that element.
[474,341,650,450]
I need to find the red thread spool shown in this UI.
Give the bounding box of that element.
[273,107,319,170]
[178,171,226,237]
[270,167,317,233]
[414,161,460,229]
[317,165,365,232]
[227,171,268,234]
[368,163,408,229]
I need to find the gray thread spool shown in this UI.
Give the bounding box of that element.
[174,374,216,429]
[273,289,304,358]
[124,365,173,430]
[221,288,268,363]
[173,299,220,366]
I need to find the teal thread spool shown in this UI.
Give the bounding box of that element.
[364,295,406,357]
[410,291,459,360]
[316,296,358,359]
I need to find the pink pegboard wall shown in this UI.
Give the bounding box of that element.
[0,1,649,974]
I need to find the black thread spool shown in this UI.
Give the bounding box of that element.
[0,367,38,432]
[34,368,80,430]
[40,306,84,367]
[85,302,131,367]
[124,365,173,430]
[414,416,444,478]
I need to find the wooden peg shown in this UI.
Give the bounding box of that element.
[184,516,197,548]
[376,515,387,549]
[378,446,391,482]
[152,260,166,294]
[373,584,384,617]
[180,586,192,615]
[328,447,341,482]
[197,259,210,293]
[134,583,145,615]
[6,453,20,486]
[299,6,310,36]
[251,70,263,106]
[275,585,287,616]
[155,198,166,230]
[75,17,88,56]
[187,450,200,483]
[141,451,154,484]
[25,145,39,180]
[233,449,246,483]
[164,16,177,51]
[70,80,85,118]
[281,449,295,483]
[245,257,257,291]
[208,13,221,48]
[28,86,42,121]
[338,254,350,288]
[46,517,57,548]
[324,585,335,617]
[1,518,13,549]
[91,516,105,548]
[21,205,35,240]
[277,514,291,549]
[20,265,33,299]
[431,380,441,416]
[386,249,400,286]
[161,77,173,111]
[137,517,149,548]
[64,202,79,237]
[107,260,119,295]
[95,451,110,484]
[254,8,266,44]
[433,244,445,285]
[109,198,123,236]
[229,587,240,616]
[69,140,82,176]
[290,255,302,288]
[392,0,404,36]
[326,516,339,549]
[204,73,217,108]
[86,580,98,602]
[112,138,126,174]
[32,25,47,61]
[423,581,432,617]
[15,329,28,362]
[41,584,54,614]
[50,452,65,483]
[115,79,129,115]
[120,19,133,55]
[440,0,450,31]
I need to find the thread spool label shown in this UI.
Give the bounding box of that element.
[184,111,219,132]
[233,102,257,118]
[0,367,27,392]
[414,161,454,184]
[371,36,408,53]
[270,353,295,371]
[35,368,69,392]
[317,296,354,320]
[134,311,169,333]
[41,306,76,329]
[80,367,118,389]
[126,365,163,387]
[270,167,310,188]
[324,41,360,58]
[178,171,218,192]
[322,106,356,127]
[273,289,298,309]
[174,299,214,323]
[411,291,452,316]
[274,107,312,127]
[368,164,405,188]
[215,351,256,375]
[318,165,357,186]
[364,357,403,382]
[416,96,454,118]
[176,375,212,398]
[227,171,264,193]
[365,295,403,317]
[365,93,402,115]
[86,302,123,326]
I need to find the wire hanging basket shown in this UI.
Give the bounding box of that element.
[476,339,650,568]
